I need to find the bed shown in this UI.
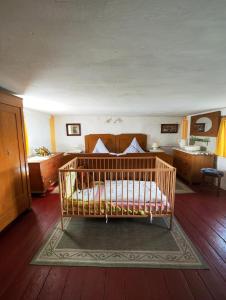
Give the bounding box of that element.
[59,156,176,230]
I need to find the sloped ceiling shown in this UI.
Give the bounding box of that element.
[0,0,226,115]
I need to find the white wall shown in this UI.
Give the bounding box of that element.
[24,109,51,155]
[55,115,182,152]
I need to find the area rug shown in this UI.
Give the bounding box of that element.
[31,217,207,269]
[50,179,194,195]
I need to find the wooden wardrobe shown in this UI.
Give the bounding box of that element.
[0,91,31,231]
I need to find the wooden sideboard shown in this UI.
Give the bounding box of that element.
[28,153,64,195]
[173,149,215,184]
[0,91,31,231]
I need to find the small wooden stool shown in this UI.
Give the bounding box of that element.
[200,168,224,196]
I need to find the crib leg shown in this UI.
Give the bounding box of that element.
[105,214,108,224]
[149,213,153,224]
[169,214,173,230]
[61,216,64,231]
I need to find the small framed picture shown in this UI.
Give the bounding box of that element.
[161,124,179,134]
[66,123,81,136]
[194,123,205,132]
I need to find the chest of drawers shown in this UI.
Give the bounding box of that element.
[28,153,64,195]
[173,149,215,184]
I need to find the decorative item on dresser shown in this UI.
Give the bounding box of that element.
[173,149,215,184]
[0,90,31,231]
[28,153,64,195]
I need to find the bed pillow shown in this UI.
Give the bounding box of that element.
[92,138,110,153]
[123,137,145,154]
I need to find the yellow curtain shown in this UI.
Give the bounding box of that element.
[216,117,226,157]
[181,117,188,140]
[24,121,30,156]
[50,115,56,152]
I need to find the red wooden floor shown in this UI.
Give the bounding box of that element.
[0,185,226,300]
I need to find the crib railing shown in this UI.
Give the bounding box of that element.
[59,156,176,229]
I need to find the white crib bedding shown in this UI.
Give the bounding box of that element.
[71,180,168,206]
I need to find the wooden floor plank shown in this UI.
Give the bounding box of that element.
[0,196,60,298]
[164,270,194,300]
[124,269,151,300]
[61,267,88,300]
[198,269,226,300]
[104,268,126,300]
[175,205,226,281]
[176,198,226,262]
[80,268,106,300]
[182,270,213,300]
[178,196,226,237]
[20,267,51,300]
[37,267,70,300]
[143,269,172,300]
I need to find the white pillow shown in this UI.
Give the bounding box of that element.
[123,137,145,154]
[92,138,110,153]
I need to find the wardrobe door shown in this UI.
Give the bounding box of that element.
[0,102,30,231]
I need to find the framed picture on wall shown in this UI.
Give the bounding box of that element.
[66,123,81,136]
[161,124,179,134]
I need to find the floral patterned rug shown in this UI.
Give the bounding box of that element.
[31,217,206,269]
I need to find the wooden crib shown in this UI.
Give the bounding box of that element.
[59,156,176,230]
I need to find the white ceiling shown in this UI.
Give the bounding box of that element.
[1,0,226,116]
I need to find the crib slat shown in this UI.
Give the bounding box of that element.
[150,171,152,216]
[82,171,84,215]
[98,172,101,215]
[116,172,118,215]
[121,171,124,215]
[110,172,112,215]
[133,172,135,215]
[155,170,158,214]
[138,171,141,213]
[160,169,163,215]
[69,171,74,215]
[144,171,146,213]
[104,172,107,215]
[87,171,90,215]
[75,171,79,216]
[127,172,129,215]
[93,171,95,216]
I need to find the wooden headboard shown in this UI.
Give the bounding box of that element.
[85,134,147,153]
